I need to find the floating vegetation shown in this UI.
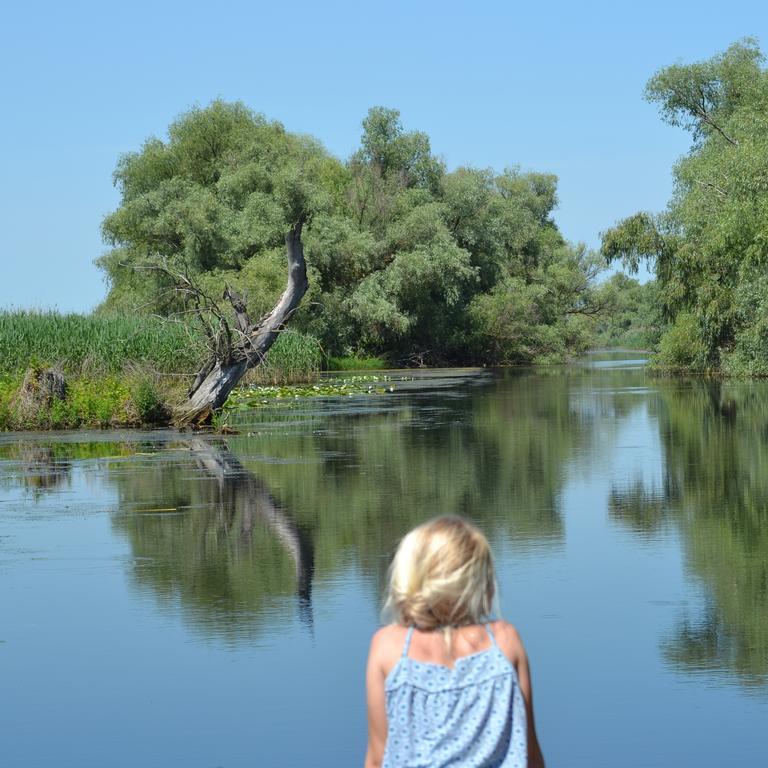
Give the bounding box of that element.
[224,375,412,410]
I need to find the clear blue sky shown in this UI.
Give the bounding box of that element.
[1,0,765,312]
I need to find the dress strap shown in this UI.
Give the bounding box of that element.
[402,626,415,657]
[485,622,497,646]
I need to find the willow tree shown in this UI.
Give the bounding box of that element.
[99,101,341,423]
[601,40,768,373]
[100,101,605,398]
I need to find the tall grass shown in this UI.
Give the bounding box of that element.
[0,310,321,384]
[246,330,322,384]
[0,310,204,374]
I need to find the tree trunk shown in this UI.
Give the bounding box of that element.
[175,221,309,426]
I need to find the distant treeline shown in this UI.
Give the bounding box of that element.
[591,275,661,350]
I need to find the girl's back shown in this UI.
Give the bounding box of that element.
[382,622,527,767]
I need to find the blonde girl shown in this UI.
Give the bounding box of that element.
[364,516,545,768]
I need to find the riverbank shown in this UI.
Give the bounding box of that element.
[0,311,323,430]
[0,311,660,432]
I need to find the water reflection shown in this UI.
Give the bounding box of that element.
[8,443,72,494]
[110,441,315,642]
[609,481,671,537]
[0,439,140,495]
[2,361,765,693]
[111,370,590,640]
[187,439,315,628]
[221,370,591,588]
[611,378,768,686]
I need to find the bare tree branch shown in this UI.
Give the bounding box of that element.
[174,219,309,425]
[695,85,739,147]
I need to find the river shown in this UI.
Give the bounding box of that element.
[1,352,766,767]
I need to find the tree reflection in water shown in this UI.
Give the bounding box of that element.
[5,364,764,690]
[185,439,315,630]
[12,444,72,494]
[108,371,581,642]
[111,440,315,642]
[611,379,768,687]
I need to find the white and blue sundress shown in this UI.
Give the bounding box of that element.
[382,624,527,768]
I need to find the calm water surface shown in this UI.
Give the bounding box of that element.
[2,353,767,767]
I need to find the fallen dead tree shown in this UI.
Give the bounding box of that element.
[162,220,308,426]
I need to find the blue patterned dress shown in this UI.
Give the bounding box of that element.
[382,624,527,768]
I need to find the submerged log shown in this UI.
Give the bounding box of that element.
[175,221,309,426]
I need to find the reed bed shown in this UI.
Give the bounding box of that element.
[0,311,203,374]
[244,331,322,385]
[0,311,320,380]
[0,311,323,429]
[325,354,387,371]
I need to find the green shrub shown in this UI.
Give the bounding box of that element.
[655,313,709,371]
[0,377,19,430]
[129,376,169,424]
[0,311,328,429]
[722,275,768,376]
[0,374,137,430]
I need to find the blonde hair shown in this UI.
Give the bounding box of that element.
[384,515,497,631]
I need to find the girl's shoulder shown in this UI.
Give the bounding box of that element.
[489,620,527,666]
[368,624,409,675]
[370,623,409,649]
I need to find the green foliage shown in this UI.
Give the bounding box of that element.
[0,310,320,380]
[0,371,184,431]
[0,377,19,430]
[722,274,768,375]
[357,107,443,191]
[0,313,323,430]
[99,100,339,317]
[602,40,768,373]
[129,376,167,423]
[645,39,764,145]
[600,213,667,276]
[0,375,132,430]
[469,246,597,363]
[0,310,204,375]
[246,331,322,385]
[655,312,710,370]
[592,274,663,349]
[347,237,478,354]
[325,355,387,371]
[99,101,605,365]
[60,379,132,428]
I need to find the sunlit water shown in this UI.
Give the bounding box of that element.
[1,352,767,767]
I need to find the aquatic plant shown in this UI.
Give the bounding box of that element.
[224,375,410,410]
